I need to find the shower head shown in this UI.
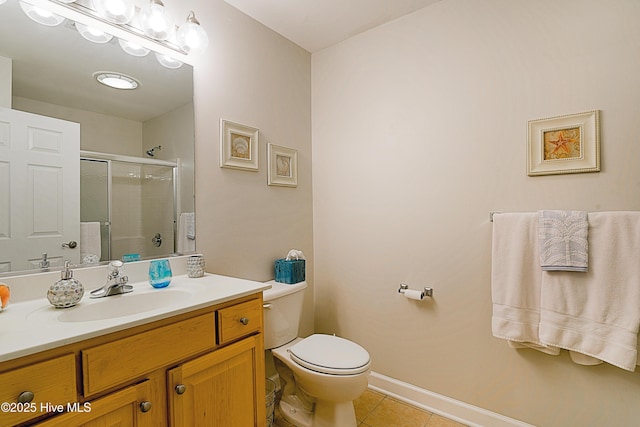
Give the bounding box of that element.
[145,145,162,157]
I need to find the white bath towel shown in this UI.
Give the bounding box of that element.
[491,213,560,355]
[539,210,588,272]
[539,212,640,371]
[177,212,196,253]
[80,222,101,261]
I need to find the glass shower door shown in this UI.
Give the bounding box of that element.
[80,158,176,263]
[110,161,175,261]
[80,159,110,261]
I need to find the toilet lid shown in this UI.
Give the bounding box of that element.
[288,334,370,375]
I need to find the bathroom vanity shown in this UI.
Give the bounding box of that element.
[0,260,269,427]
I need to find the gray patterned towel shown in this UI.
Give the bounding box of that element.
[539,210,588,272]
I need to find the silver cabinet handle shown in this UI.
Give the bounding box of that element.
[240,317,249,325]
[263,303,272,309]
[139,401,152,412]
[175,384,186,395]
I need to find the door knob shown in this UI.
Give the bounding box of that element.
[175,384,186,395]
[61,241,78,249]
[240,317,249,325]
[139,401,152,412]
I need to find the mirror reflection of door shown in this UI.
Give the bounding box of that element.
[0,108,80,272]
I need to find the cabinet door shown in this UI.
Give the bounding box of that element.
[34,380,154,427]
[168,335,265,427]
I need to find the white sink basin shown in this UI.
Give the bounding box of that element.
[27,287,197,323]
[59,289,194,322]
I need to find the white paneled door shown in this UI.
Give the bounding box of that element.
[0,108,80,272]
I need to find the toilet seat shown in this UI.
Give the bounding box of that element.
[287,334,370,375]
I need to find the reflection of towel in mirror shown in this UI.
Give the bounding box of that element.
[80,222,101,261]
[539,210,588,272]
[177,213,195,253]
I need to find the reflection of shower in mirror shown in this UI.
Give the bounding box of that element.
[146,145,162,157]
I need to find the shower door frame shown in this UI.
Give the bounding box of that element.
[80,150,178,260]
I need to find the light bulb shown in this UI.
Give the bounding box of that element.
[138,0,174,41]
[92,0,135,24]
[76,22,113,43]
[176,11,209,54]
[155,52,183,69]
[19,1,65,26]
[118,39,150,57]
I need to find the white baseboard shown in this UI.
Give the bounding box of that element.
[367,371,535,427]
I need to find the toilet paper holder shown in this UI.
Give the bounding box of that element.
[398,283,433,298]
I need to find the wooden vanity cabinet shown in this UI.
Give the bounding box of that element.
[0,293,266,427]
[34,380,154,427]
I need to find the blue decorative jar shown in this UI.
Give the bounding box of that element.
[148,259,172,288]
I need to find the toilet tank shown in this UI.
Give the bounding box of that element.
[263,280,307,349]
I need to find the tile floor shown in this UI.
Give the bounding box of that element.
[273,388,468,427]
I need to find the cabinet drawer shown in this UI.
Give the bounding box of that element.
[82,312,215,396]
[0,354,76,426]
[217,299,262,345]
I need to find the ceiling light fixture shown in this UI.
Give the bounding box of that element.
[19,1,65,26]
[76,22,114,43]
[138,0,174,41]
[176,11,209,54]
[94,72,139,90]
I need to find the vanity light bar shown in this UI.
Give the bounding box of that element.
[20,0,196,68]
[48,0,188,55]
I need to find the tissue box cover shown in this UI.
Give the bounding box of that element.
[275,259,305,284]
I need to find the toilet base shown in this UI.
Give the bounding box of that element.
[280,398,313,427]
[279,396,358,427]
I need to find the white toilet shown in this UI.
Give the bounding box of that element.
[263,280,371,427]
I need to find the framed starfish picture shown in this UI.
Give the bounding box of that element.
[527,110,600,176]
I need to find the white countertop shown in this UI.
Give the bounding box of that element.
[0,273,271,363]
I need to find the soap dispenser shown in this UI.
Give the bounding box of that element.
[47,261,84,308]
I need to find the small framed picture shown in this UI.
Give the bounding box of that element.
[220,119,259,171]
[527,110,600,176]
[267,144,298,187]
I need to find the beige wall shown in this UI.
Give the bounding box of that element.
[312,0,640,426]
[174,0,314,336]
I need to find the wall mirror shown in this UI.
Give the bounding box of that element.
[0,0,195,276]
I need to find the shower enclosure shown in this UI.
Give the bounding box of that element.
[80,152,176,262]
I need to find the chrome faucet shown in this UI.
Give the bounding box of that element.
[90,260,132,298]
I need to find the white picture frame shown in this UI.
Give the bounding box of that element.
[527,110,600,176]
[220,119,259,171]
[267,144,298,187]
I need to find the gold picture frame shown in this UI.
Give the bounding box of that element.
[527,110,600,176]
[220,119,259,171]
[267,144,298,187]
